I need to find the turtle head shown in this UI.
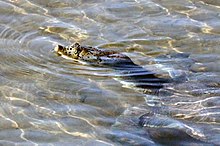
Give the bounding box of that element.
[54,43,81,59]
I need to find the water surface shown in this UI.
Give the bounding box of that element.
[0,0,220,145]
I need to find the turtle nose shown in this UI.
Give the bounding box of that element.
[53,44,64,52]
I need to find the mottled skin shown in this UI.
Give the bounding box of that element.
[54,42,131,65]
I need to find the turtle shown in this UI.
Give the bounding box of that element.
[54,42,170,93]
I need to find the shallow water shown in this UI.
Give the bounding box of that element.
[0,0,220,145]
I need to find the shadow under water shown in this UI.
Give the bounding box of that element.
[0,0,220,145]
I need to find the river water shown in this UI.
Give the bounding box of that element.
[0,0,220,145]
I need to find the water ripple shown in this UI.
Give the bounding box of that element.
[0,0,220,145]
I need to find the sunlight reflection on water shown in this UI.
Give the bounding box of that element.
[0,0,220,145]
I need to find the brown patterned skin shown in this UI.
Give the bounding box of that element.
[54,43,131,65]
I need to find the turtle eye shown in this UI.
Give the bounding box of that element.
[74,42,80,48]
